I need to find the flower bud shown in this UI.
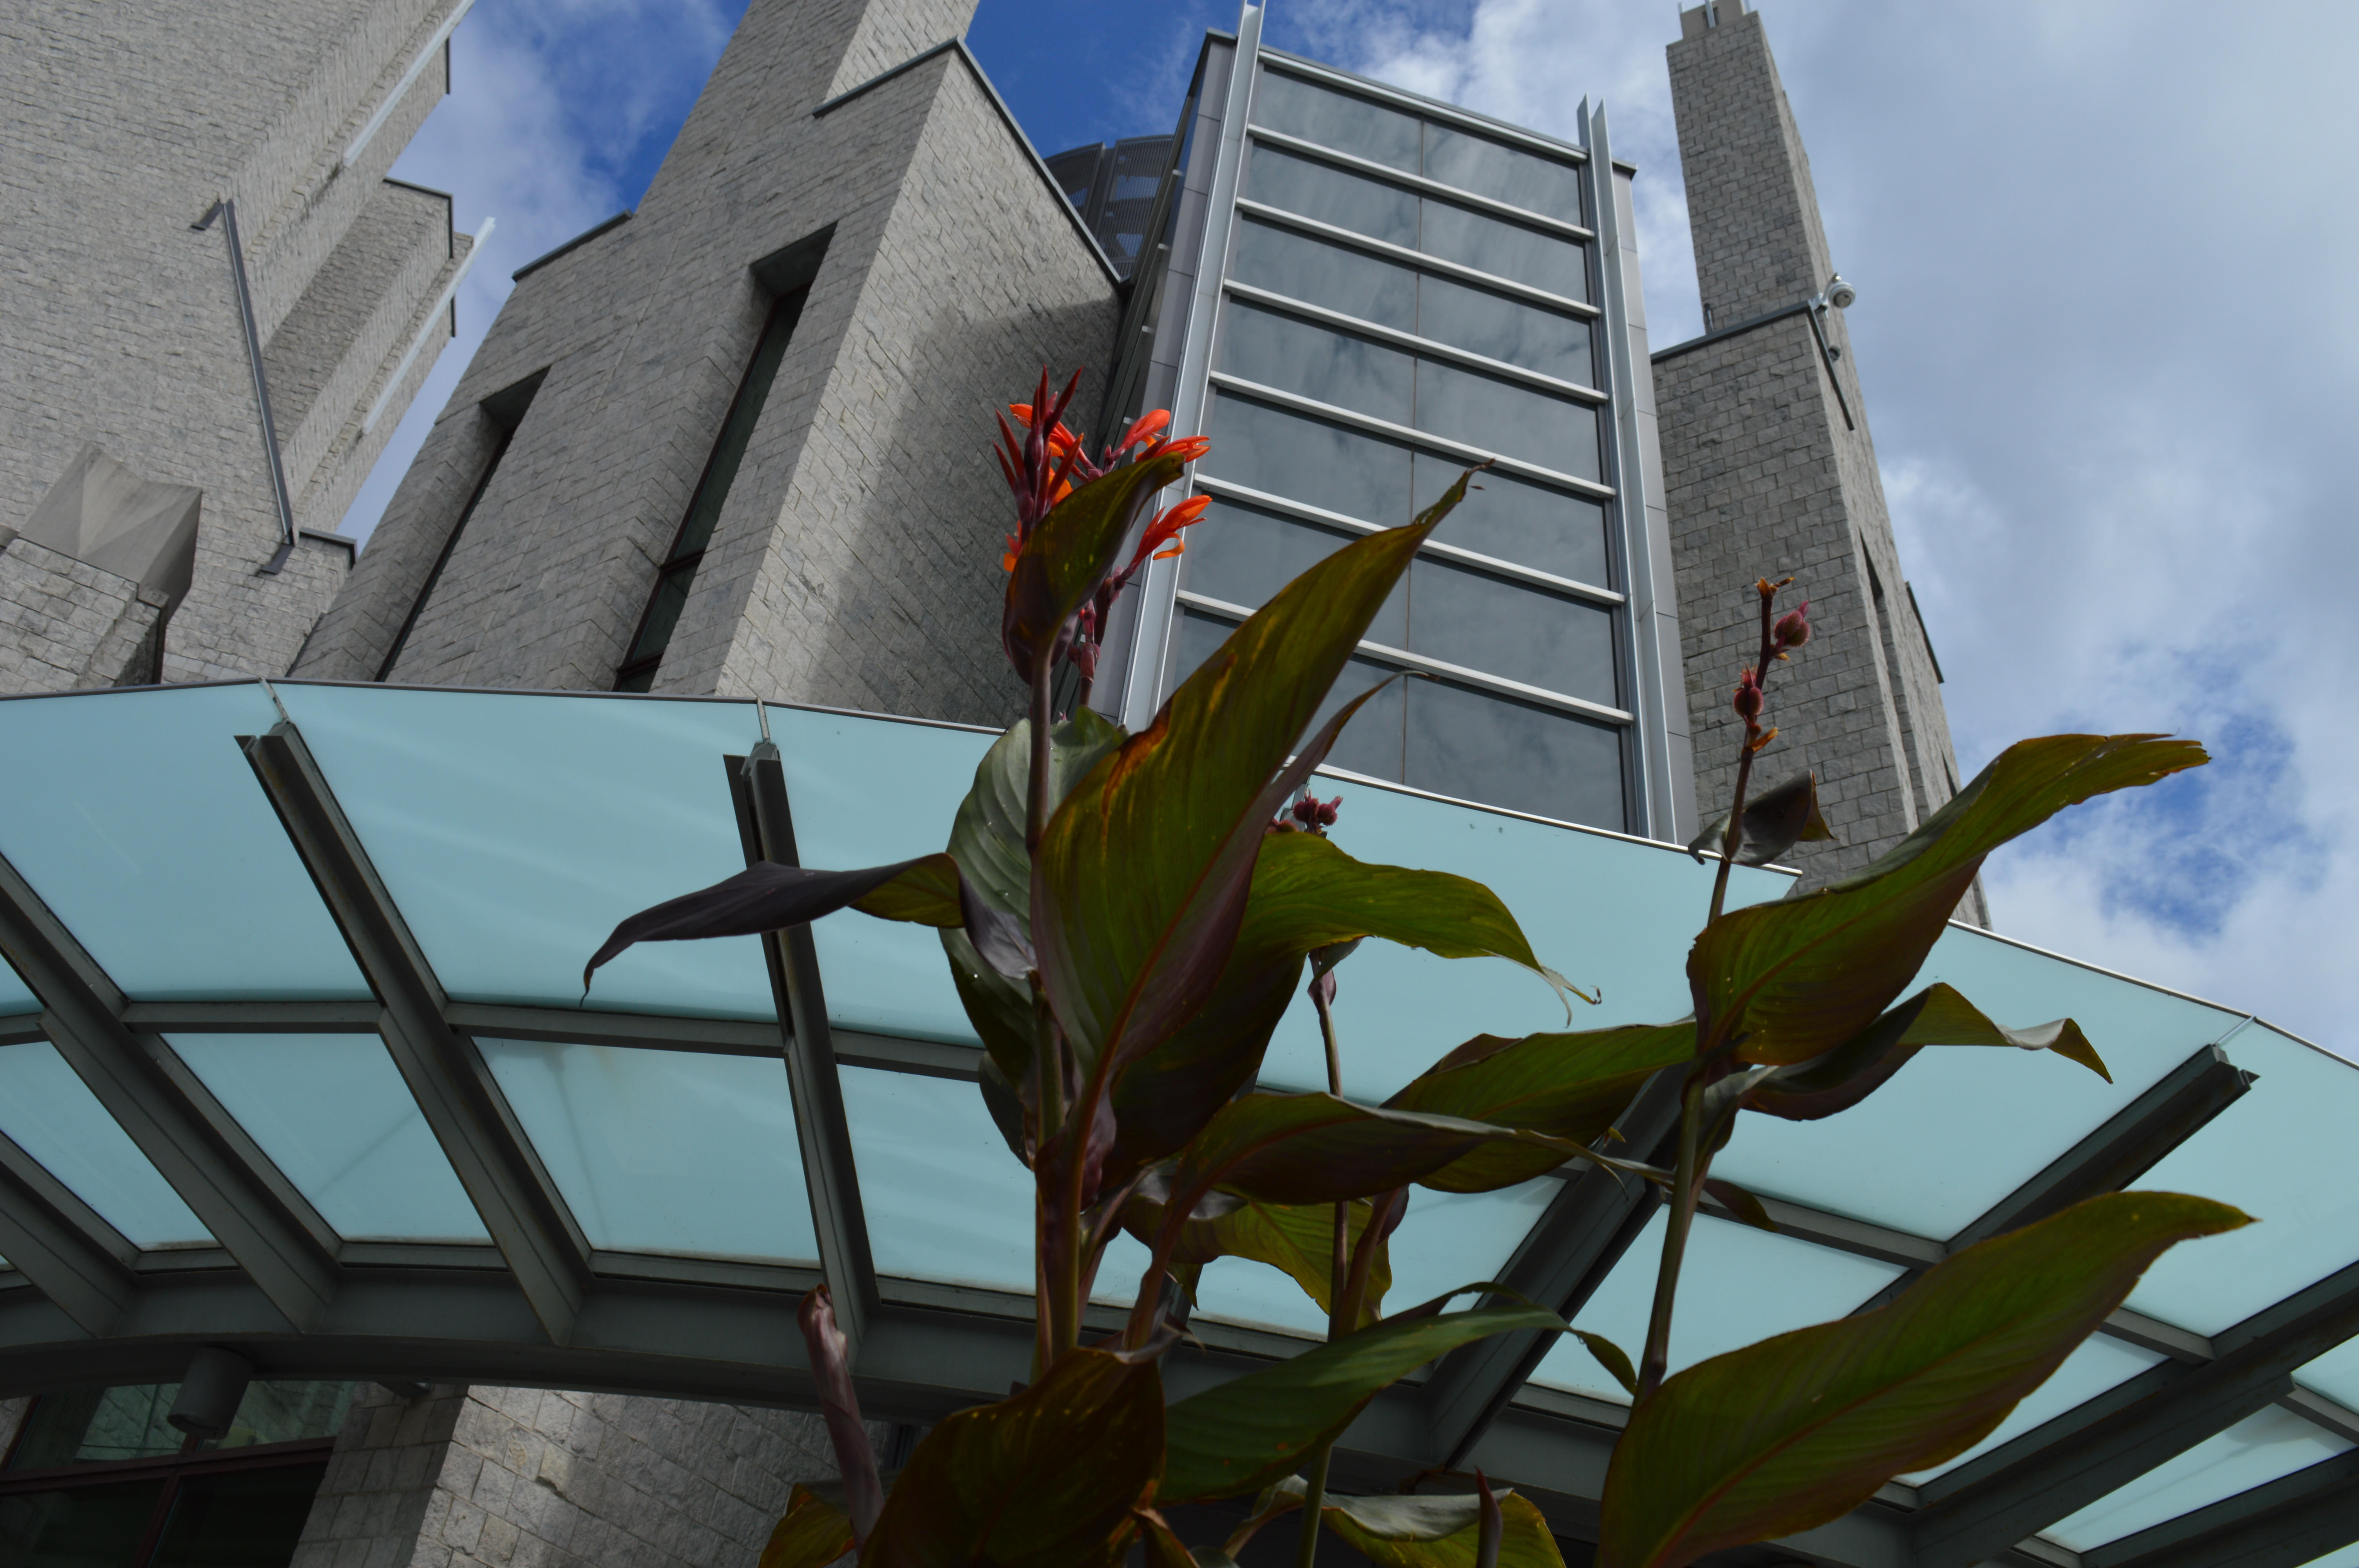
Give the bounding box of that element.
[1732,668,1764,722]
[1290,791,1343,832]
[1774,601,1812,650]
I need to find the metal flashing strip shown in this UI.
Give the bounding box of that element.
[1233,199,1601,318]
[1206,372,1617,499]
[341,0,476,169]
[1190,474,1625,606]
[1243,125,1596,242]
[1219,279,1608,404]
[511,211,631,281]
[362,216,493,435]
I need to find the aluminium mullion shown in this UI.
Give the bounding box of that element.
[727,743,879,1350]
[0,1127,137,1334]
[240,721,589,1344]
[2081,1447,2359,1568]
[0,848,339,1331]
[1219,279,1608,404]
[1243,125,1596,243]
[1232,200,1599,319]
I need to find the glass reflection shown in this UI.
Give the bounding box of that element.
[1253,70,1420,172]
[1219,302,1413,426]
[1414,359,1598,477]
[1417,273,1592,383]
[1413,456,1611,586]
[1405,679,1625,829]
[1420,200,1587,301]
[1181,500,1408,646]
[1204,393,1413,524]
[1407,558,1617,702]
[1173,612,1405,785]
[1246,144,1417,248]
[478,1040,816,1264]
[1422,124,1584,220]
[1230,219,1414,331]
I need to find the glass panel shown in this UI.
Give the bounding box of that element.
[0,684,367,1000]
[1413,456,1610,586]
[0,1480,163,1565]
[840,1066,1151,1299]
[1420,199,1587,301]
[213,1381,353,1449]
[1413,359,1600,478]
[2301,1547,2359,1568]
[1532,1210,1907,1403]
[276,686,771,1019]
[1422,124,1584,220]
[770,708,998,1045]
[1709,929,2254,1241]
[1204,393,1413,525]
[2125,1025,2359,1336]
[1230,219,1415,332]
[1417,273,1591,383]
[479,1040,816,1264]
[2043,1406,2350,1550]
[1174,611,1407,787]
[166,1035,485,1243]
[151,1461,331,1568]
[624,559,697,666]
[1406,558,1617,702]
[1245,783,1790,1097]
[0,955,35,1017]
[1899,1335,2166,1482]
[1219,302,1413,426]
[1245,144,1418,249]
[1193,1181,1555,1338]
[0,1042,208,1247]
[9,1386,182,1466]
[1404,678,1625,830]
[1181,499,1407,646]
[1252,70,1420,172]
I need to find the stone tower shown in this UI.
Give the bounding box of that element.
[294,0,1121,726]
[1656,1,1981,917]
[0,0,479,689]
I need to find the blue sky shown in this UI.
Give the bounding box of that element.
[352,0,2359,1051]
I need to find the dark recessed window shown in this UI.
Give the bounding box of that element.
[615,286,808,693]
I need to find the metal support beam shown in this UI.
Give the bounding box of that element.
[2084,1448,2359,1568]
[0,850,339,1329]
[1912,1256,2359,1567]
[0,1129,135,1334]
[727,744,878,1349]
[1424,1067,1684,1467]
[242,721,588,1343]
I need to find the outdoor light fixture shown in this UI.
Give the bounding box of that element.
[1823,272,1856,309]
[166,1346,254,1438]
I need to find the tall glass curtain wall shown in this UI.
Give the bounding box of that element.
[1171,62,1633,832]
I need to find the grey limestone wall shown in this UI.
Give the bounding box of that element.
[0,533,169,693]
[294,1383,860,1568]
[1661,4,1980,918]
[316,0,1117,723]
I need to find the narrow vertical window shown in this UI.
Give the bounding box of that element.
[615,287,807,692]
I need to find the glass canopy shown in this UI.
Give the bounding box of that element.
[0,680,2347,1568]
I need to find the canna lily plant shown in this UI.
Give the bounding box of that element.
[585,374,2250,1568]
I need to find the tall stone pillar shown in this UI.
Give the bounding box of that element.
[1657,1,1982,920]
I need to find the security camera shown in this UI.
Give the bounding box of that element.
[1823,274,1856,310]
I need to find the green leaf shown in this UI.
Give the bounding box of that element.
[861,1346,1163,1568]
[1748,982,2108,1122]
[1135,1507,1237,1568]
[1108,828,1575,1183]
[1685,770,1834,869]
[1323,1488,1564,1568]
[761,1486,855,1568]
[1034,474,1480,1083]
[1128,1193,1395,1328]
[938,711,1127,1107]
[1161,1296,1565,1503]
[1384,1023,1694,1191]
[1004,453,1188,674]
[1573,1329,1639,1397]
[1595,1191,2252,1568]
[1690,735,2205,1064]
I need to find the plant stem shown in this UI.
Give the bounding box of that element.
[1707,586,1782,925]
[1296,1448,1332,1568]
[1027,650,1055,853]
[1637,1071,1706,1399]
[1299,973,1347,1568]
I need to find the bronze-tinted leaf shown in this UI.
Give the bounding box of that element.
[1595,1191,2250,1568]
[760,1486,855,1568]
[1127,1193,1395,1327]
[1747,982,2107,1122]
[1685,770,1834,869]
[1572,1330,1639,1397]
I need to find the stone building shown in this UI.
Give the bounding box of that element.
[0,2,2092,1565]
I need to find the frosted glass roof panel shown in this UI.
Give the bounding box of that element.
[1899,1334,2167,1483]
[1531,1210,1907,1404]
[166,1034,485,1243]
[1254,774,1791,1100]
[0,955,36,1016]
[2043,1405,2349,1550]
[2124,1024,2359,1334]
[0,1041,209,1247]
[2299,1546,2359,1568]
[1712,926,2250,1240]
[278,684,771,1018]
[480,1039,816,1264]
[0,685,367,1000]
[772,708,993,1045]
